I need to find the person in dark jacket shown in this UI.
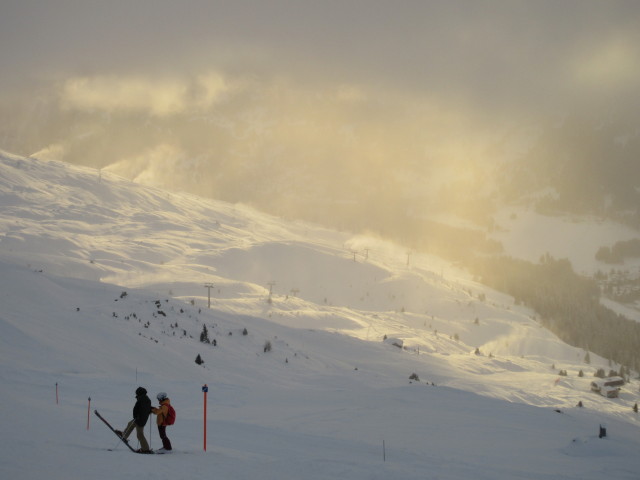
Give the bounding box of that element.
[116,386,152,453]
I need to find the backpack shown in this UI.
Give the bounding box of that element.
[165,404,176,426]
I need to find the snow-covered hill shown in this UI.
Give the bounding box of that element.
[491,207,640,277]
[1,151,640,479]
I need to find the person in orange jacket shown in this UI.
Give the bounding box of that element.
[151,392,173,452]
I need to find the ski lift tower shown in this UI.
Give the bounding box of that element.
[267,281,276,302]
[204,283,214,309]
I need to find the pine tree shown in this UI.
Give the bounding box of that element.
[200,325,210,343]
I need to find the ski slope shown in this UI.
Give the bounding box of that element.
[1,151,639,479]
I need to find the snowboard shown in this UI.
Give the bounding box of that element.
[94,410,153,454]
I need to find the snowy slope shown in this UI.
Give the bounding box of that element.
[491,207,640,276]
[1,152,640,480]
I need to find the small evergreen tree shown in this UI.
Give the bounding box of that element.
[195,354,204,365]
[200,325,210,343]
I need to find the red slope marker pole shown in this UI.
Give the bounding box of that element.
[202,384,208,451]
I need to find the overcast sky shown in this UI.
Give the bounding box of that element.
[2,1,640,225]
[2,0,639,114]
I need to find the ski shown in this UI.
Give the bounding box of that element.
[94,409,151,454]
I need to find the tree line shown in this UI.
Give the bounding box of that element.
[595,238,640,264]
[470,253,640,371]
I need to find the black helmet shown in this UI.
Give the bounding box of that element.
[135,387,147,396]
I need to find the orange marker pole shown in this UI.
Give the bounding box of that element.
[202,384,208,451]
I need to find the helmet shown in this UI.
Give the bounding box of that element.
[135,387,147,396]
[157,392,168,401]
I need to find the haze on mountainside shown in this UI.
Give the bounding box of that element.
[1,1,639,238]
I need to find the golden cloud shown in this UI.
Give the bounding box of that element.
[60,73,231,116]
[571,36,640,89]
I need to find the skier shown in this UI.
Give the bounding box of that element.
[115,386,153,454]
[152,392,173,452]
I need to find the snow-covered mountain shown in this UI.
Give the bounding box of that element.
[1,151,640,479]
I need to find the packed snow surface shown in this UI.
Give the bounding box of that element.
[1,152,639,479]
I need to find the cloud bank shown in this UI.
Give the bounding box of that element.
[1,1,639,233]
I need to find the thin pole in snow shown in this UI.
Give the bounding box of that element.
[87,397,91,430]
[202,384,208,451]
[56,383,59,405]
[383,440,386,462]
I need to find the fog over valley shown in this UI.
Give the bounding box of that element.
[2,3,640,477]
[2,1,640,294]
[2,1,640,235]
